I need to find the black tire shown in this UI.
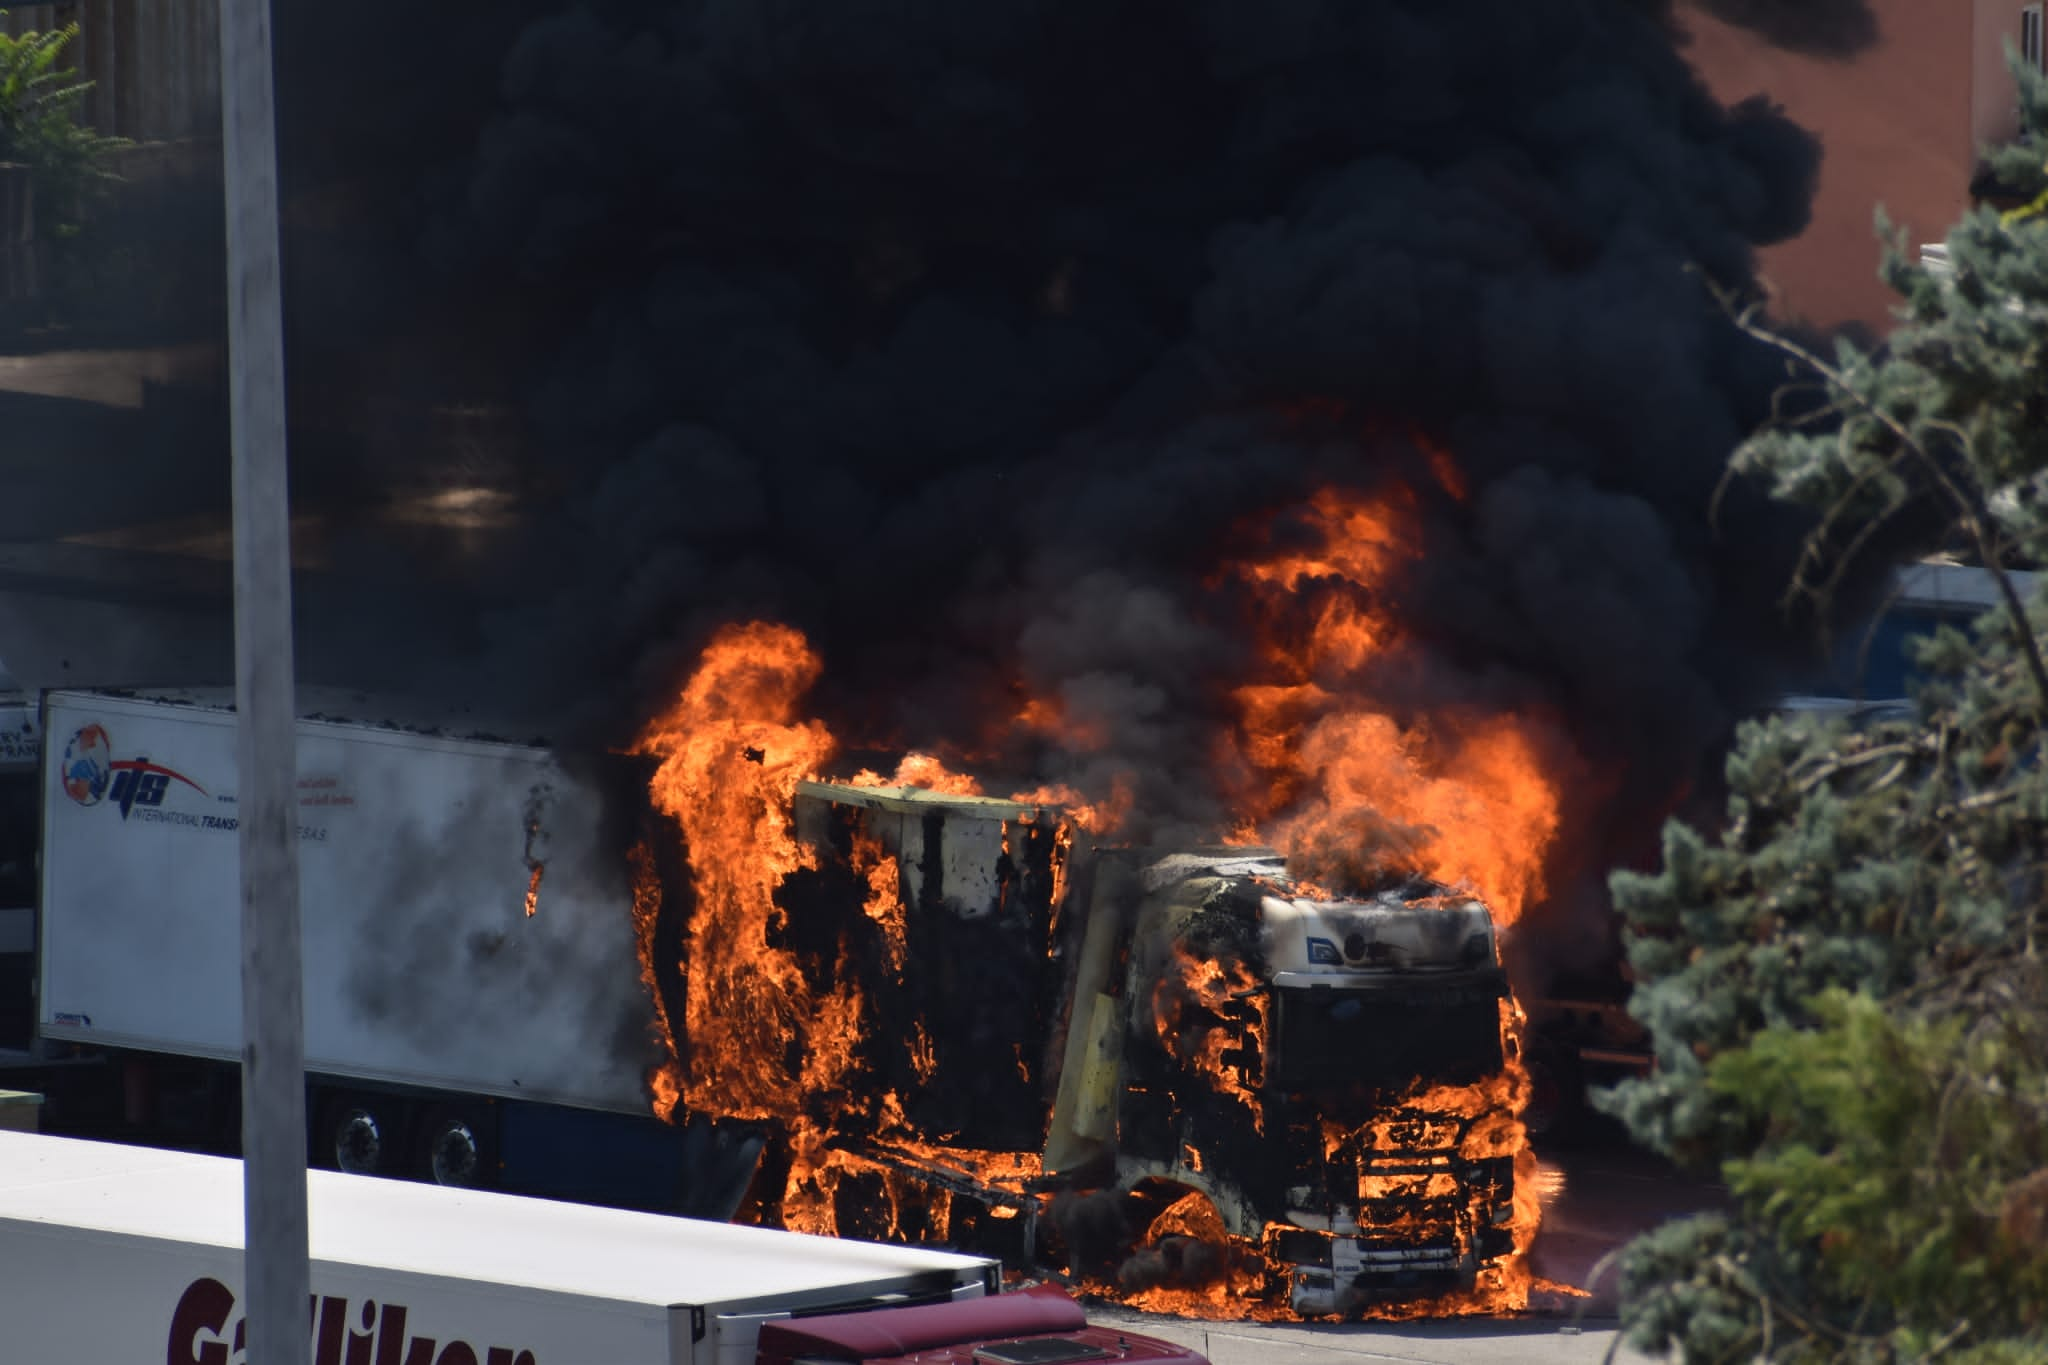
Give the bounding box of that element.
[418,1103,496,1189]
[321,1092,406,1178]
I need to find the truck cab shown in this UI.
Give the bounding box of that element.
[1048,850,1519,1315]
[787,784,1521,1316]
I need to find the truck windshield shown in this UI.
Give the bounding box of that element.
[1269,978,1505,1095]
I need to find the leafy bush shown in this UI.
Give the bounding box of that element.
[0,15,125,240]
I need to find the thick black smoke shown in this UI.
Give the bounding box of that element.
[409,1,1826,963]
[258,2,1846,987]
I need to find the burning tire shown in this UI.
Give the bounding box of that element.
[1114,1181,1245,1296]
[419,1104,495,1189]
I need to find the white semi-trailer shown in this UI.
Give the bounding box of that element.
[7,687,757,1214]
[0,1130,1001,1365]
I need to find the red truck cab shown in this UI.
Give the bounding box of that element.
[755,1286,1209,1365]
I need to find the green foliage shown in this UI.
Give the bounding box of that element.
[1604,51,2048,1362]
[1716,991,2048,1335]
[1607,596,2048,1358]
[1610,1213,1841,1364]
[0,14,125,238]
[1986,46,2048,212]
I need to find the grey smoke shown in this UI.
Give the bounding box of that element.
[337,754,660,1106]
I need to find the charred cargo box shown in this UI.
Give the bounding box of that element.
[790,781,1066,1151]
[789,781,1520,1313]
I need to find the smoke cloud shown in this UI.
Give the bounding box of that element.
[406,1,1820,961]
[252,2,1842,986]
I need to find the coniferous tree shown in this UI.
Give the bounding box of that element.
[1604,54,2048,1365]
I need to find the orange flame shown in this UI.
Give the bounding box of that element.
[1008,776,1133,835]
[633,620,836,1122]
[630,634,1041,1240]
[631,454,1559,1318]
[1110,1002,1538,1321]
[1227,486,1563,923]
[1151,944,1266,1129]
[1423,436,1469,504]
[857,830,908,975]
[628,841,685,1122]
[852,752,985,795]
[1011,691,1114,753]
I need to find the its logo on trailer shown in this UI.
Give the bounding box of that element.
[60,724,207,818]
[168,1276,539,1365]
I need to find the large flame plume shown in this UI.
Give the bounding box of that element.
[633,620,836,1122]
[1227,485,1564,923]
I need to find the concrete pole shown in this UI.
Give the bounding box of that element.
[220,0,310,1360]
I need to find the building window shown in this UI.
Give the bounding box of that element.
[2026,5,2045,73]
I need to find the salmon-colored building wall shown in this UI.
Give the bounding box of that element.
[1974,0,2037,150]
[1681,0,2040,333]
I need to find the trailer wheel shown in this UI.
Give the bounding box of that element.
[329,1101,390,1176]
[420,1105,494,1189]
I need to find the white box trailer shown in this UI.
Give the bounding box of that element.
[39,688,646,1106]
[0,1130,997,1365]
[23,688,757,1214]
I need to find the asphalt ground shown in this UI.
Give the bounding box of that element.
[1085,1307,1654,1364]
[1077,1139,1721,1364]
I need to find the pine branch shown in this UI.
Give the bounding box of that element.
[1725,304,2048,714]
[1789,732,1940,794]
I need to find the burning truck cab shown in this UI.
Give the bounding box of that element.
[786,781,1522,1317]
[1241,882,1519,1312]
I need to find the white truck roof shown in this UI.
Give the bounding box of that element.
[49,684,553,747]
[0,1131,989,1310]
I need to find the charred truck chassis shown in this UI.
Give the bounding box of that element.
[788,783,1518,1313]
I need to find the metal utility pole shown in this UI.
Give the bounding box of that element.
[221,0,310,1360]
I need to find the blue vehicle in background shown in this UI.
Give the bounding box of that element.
[1522,562,2033,1141]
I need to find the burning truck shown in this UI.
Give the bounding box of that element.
[627,478,1561,1319]
[734,779,1527,1316]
